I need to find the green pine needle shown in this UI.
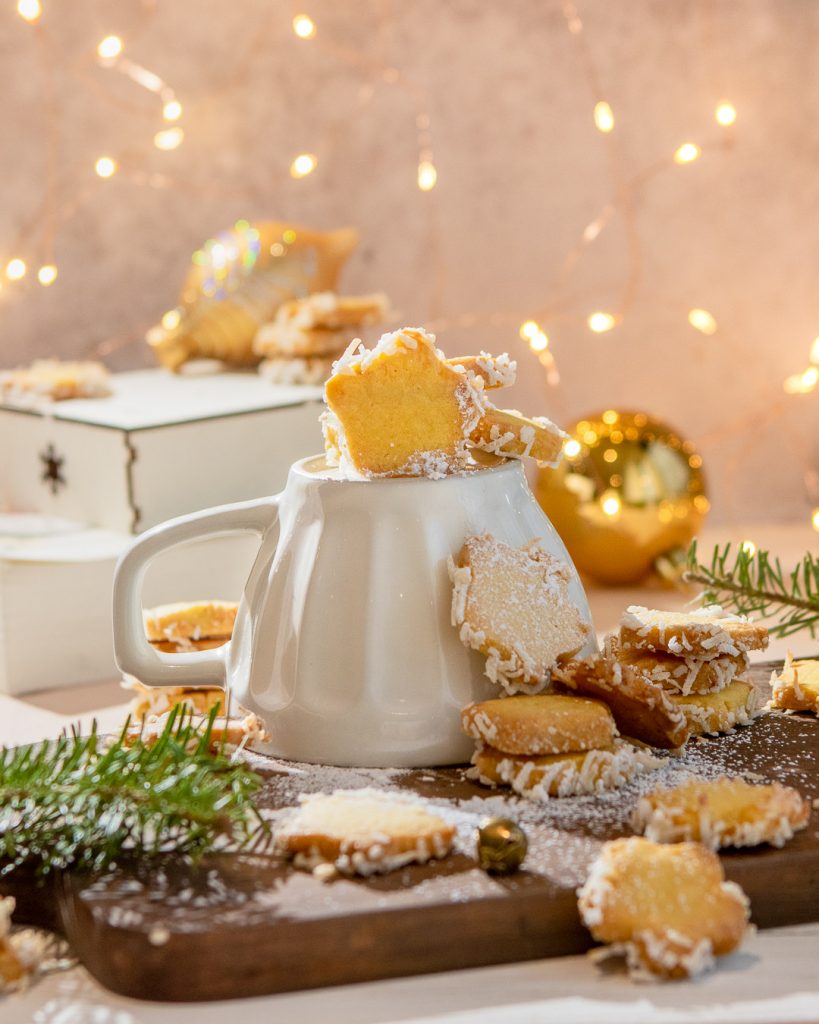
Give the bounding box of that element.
[0,706,270,877]
[684,540,819,640]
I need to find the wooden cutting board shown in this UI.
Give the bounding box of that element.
[3,662,818,1003]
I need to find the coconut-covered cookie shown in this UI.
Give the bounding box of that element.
[633,776,811,850]
[671,679,761,736]
[471,407,566,462]
[258,355,336,387]
[1,359,111,403]
[620,605,769,659]
[274,789,455,878]
[473,742,664,800]
[323,328,487,478]
[449,534,590,694]
[144,600,238,646]
[126,708,268,752]
[770,654,819,714]
[321,327,564,479]
[578,837,750,980]
[461,694,616,756]
[253,291,390,362]
[552,654,691,750]
[275,291,391,332]
[607,635,747,697]
[122,679,249,723]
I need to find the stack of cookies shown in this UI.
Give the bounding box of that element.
[613,605,768,737]
[253,291,390,385]
[553,605,768,748]
[122,599,267,751]
[463,694,665,800]
[448,536,669,799]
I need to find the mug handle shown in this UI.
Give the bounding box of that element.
[112,494,279,690]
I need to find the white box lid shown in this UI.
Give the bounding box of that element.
[4,369,323,431]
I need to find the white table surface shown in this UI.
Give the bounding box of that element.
[2,519,817,1022]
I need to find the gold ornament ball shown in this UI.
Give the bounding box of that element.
[535,410,708,586]
[476,817,528,874]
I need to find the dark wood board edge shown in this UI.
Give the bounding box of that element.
[55,834,819,1003]
[57,876,590,1002]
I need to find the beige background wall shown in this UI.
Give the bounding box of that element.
[2,0,817,525]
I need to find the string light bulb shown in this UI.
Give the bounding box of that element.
[162,100,182,122]
[674,143,700,165]
[94,156,117,178]
[740,539,757,557]
[5,259,26,281]
[801,367,818,390]
[593,101,614,133]
[529,329,549,352]
[688,308,717,335]
[812,508,819,532]
[290,153,317,178]
[810,337,819,365]
[417,160,437,191]
[16,0,41,22]
[154,127,184,151]
[161,309,181,330]
[37,264,57,286]
[784,366,818,394]
[601,495,621,517]
[97,35,123,61]
[588,311,616,333]
[564,439,582,458]
[292,14,316,39]
[519,320,540,341]
[715,102,737,126]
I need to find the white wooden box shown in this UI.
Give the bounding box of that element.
[0,370,324,533]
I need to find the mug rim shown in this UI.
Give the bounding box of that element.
[292,452,523,484]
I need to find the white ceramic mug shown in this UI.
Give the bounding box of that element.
[113,454,595,767]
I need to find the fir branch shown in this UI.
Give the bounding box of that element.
[0,707,270,877]
[684,540,819,640]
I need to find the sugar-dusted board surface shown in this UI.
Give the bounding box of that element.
[3,663,819,1003]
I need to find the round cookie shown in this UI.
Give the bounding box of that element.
[578,836,750,979]
[472,741,665,800]
[143,600,238,643]
[122,679,248,722]
[633,776,811,849]
[150,637,228,654]
[552,654,691,750]
[461,694,616,756]
[274,789,455,878]
[607,635,747,696]
[671,679,761,735]
[620,605,769,659]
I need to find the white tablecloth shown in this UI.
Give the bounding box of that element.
[2,519,818,1022]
